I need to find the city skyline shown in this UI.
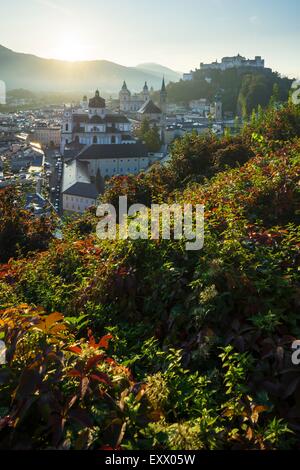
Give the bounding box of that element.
[0,0,299,78]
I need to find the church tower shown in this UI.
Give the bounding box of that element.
[214,93,223,121]
[88,90,106,118]
[160,77,167,116]
[81,95,88,109]
[160,77,167,144]
[142,81,150,102]
[60,105,73,155]
[119,81,131,112]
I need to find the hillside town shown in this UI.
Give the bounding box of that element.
[0,66,234,216]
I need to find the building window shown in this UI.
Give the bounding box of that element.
[111,136,116,144]
[65,124,69,132]
[93,136,97,144]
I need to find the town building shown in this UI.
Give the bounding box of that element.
[119,81,150,113]
[210,94,223,121]
[137,100,162,122]
[10,145,45,173]
[200,54,265,71]
[137,78,167,128]
[33,126,61,147]
[60,88,166,214]
[183,72,193,81]
[60,90,134,154]
[189,99,210,116]
[62,159,99,214]
[75,143,149,178]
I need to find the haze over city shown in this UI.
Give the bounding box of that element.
[0,0,299,77]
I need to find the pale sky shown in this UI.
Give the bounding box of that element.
[0,0,299,77]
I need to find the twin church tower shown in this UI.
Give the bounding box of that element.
[119,78,167,117]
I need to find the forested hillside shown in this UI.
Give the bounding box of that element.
[0,103,299,450]
[161,68,293,115]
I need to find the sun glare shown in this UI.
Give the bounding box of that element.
[52,34,88,62]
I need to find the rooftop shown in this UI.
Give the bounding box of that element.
[89,90,106,109]
[77,143,148,160]
[63,182,99,199]
[138,100,162,115]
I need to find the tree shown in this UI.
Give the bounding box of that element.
[143,125,162,152]
[95,168,105,194]
[138,118,150,138]
[0,187,54,262]
[269,83,280,108]
[139,119,162,152]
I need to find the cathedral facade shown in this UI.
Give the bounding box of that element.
[60,90,134,155]
[119,81,150,113]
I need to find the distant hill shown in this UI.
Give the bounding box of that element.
[161,67,294,115]
[136,63,181,83]
[0,45,178,94]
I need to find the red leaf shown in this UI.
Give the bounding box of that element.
[85,354,105,372]
[90,372,113,387]
[67,369,82,378]
[97,334,113,350]
[68,346,82,355]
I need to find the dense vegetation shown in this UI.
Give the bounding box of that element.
[136,118,162,153]
[159,68,293,115]
[0,103,299,450]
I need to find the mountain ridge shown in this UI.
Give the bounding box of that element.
[0,45,180,93]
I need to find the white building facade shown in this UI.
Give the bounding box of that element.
[119,81,150,113]
[60,90,134,154]
[200,55,265,71]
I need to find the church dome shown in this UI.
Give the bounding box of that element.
[120,81,131,96]
[89,90,106,108]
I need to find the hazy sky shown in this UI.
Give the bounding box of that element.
[0,0,299,77]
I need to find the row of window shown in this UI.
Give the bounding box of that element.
[105,168,138,173]
[65,196,93,204]
[65,123,130,133]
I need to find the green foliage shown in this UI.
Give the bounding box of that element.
[0,104,300,449]
[160,67,292,115]
[138,118,162,152]
[0,187,55,263]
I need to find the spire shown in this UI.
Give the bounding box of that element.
[143,81,148,91]
[161,76,166,93]
[122,81,128,90]
[95,89,100,97]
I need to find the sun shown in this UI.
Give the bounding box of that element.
[53,34,89,62]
